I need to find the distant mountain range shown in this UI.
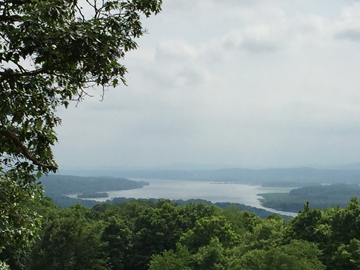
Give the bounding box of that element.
[309,162,360,170]
[57,163,360,187]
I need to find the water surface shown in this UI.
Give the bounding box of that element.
[71,179,296,216]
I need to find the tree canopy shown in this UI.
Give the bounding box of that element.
[0,0,162,174]
[0,0,162,264]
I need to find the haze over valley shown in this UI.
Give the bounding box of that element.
[53,1,360,172]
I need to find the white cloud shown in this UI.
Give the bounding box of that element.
[338,2,360,29]
[54,0,360,169]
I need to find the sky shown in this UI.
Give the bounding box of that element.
[54,0,360,170]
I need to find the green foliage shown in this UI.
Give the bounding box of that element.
[1,0,162,174]
[242,218,288,252]
[4,189,353,270]
[0,0,162,262]
[287,198,360,269]
[29,206,106,270]
[193,237,227,270]
[101,217,132,270]
[149,244,192,270]
[126,201,216,269]
[287,202,326,242]
[8,196,360,270]
[0,261,10,270]
[0,173,41,250]
[179,216,240,252]
[150,238,228,270]
[232,240,325,270]
[332,238,360,270]
[221,207,262,235]
[149,212,325,270]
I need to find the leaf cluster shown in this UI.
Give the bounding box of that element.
[0,0,162,264]
[0,0,161,174]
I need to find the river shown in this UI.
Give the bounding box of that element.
[71,179,297,216]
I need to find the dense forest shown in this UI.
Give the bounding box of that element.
[2,195,360,270]
[259,184,360,212]
[44,192,292,220]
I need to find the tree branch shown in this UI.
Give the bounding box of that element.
[0,15,22,22]
[0,69,45,80]
[0,130,57,172]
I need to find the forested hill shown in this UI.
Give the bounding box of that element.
[259,184,360,212]
[39,175,148,194]
[4,197,360,269]
[69,167,360,186]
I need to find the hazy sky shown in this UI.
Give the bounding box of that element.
[54,0,360,170]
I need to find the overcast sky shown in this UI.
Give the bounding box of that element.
[54,0,360,170]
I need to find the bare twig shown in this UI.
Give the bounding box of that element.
[75,3,85,21]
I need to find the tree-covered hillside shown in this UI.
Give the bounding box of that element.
[2,196,360,269]
[39,175,148,194]
[259,184,360,212]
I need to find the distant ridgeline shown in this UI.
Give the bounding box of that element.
[91,167,360,187]
[259,183,360,212]
[39,175,149,195]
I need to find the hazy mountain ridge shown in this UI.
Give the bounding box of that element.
[61,166,360,186]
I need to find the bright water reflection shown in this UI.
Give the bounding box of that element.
[75,179,297,216]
